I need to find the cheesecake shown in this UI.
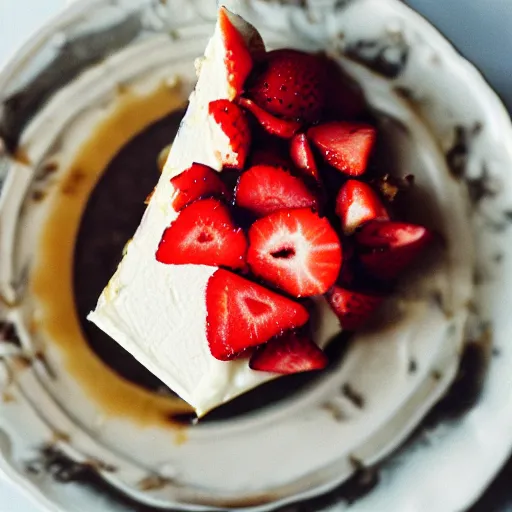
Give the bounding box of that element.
[89,5,432,417]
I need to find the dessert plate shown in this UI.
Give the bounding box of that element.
[0,0,511,511]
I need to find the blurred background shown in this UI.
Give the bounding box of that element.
[0,0,511,510]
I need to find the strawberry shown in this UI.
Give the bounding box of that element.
[247,208,342,297]
[355,220,433,280]
[246,49,327,121]
[336,179,389,234]
[206,269,309,360]
[208,99,251,169]
[170,163,230,211]
[218,7,254,99]
[326,286,384,331]
[249,331,327,374]
[238,97,301,138]
[307,121,376,176]
[290,133,319,181]
[235,164,318,217]
[156,198,247,269]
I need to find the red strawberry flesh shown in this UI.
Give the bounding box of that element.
[336,179,389,234]
[218,7,253,99]
[326,286,384,331]
[171,163,230,211]
[308,121,376,176]
[247,208,342,297]
[247,49,327,122]
[249,332,327,374]
[156,198,247,269]
[239,97,301,138]
[208,99,251,169]
[235,164,318,217]
[356,220,433,280]
[290,133,319,181]
[206,270,309,360]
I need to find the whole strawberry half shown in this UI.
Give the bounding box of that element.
[308,121,376,176]
[236,164,319,217]
[171,163,230,211]
[250,331,327,374]
[156,198,247,270]
[326,285,384,331]
[208,99,251,169]
[246,49,327,122]
[206,269,309,360]
[247,208,342,297]
[336,179,389,234]
[355,220,433,280]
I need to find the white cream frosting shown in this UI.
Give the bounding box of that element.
[88,10,341,416]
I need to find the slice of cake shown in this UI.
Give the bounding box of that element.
[89,6,432,417]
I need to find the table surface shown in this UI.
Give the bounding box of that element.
[0,0,512,510]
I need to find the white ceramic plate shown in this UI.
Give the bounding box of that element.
[0,0,511,511]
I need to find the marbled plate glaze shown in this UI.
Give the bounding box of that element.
[0,0,511,511]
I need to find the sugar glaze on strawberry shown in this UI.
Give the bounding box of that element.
[89,5,433,416]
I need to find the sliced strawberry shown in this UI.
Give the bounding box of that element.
[239,98,301,138]
[235,165,318,217]
[326,286,384,331]
[208,99,251,169]
[156,198,247,269]
[355,220,433,280]
[336,179,389,234]
[290,133,319,181]
[247,49,327,122]
[218,7,254,99]
[249,331,327,374]
[206,269,309,360]
[170,163,230,211]
[308,121,376,176]
[247,208,342,297]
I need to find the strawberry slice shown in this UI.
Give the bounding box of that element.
[218,7,254,99]
[235,164,318,217]
[247,49,327,122]
[247,208,342,297]
[308,121,376,176]
[355,220,433,280]
[171,163,230,211]
[156,198,247,269]
[239,98,301,139]
[208,99,251,169]
[290,133,319,181]
[249,331,327,374]
[326,286,384,331]
[206,270,309,360]
[336,179,389,234]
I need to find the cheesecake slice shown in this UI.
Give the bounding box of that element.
[89,6,432,417]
